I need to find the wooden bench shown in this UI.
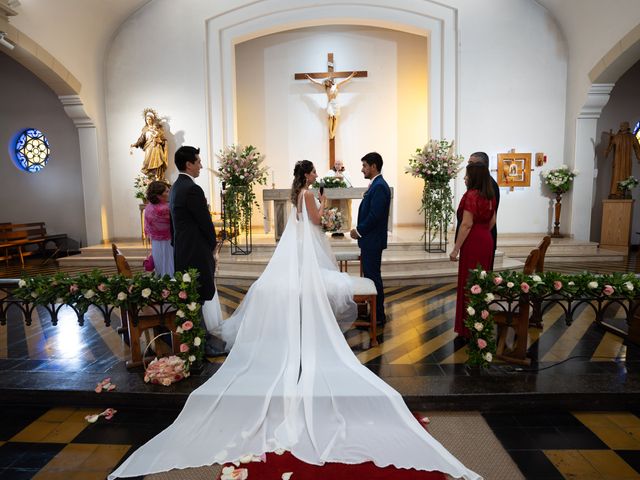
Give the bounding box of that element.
[112,243,181,368]
[0,222,68,266]
[350,276,379,347]
[530,235,551,328]
[335,250,361,275]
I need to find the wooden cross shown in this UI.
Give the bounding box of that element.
[294,53,367,169]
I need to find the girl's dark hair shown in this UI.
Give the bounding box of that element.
[290,160,314,205]
[465,163,494,200]
[146,181,169,204]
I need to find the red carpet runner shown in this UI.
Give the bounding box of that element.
[219,451,446,479]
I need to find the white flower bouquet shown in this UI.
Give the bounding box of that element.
[618,176,639,194]
[541,165,578,194]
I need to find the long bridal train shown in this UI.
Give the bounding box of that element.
[108,201,481,480]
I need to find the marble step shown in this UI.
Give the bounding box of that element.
[217,257,524,287]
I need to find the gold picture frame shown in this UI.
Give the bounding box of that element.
[497,153,531,188]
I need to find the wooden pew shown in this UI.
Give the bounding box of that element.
[493,248,539,366]
[530,235,551,328]
[112,243,181,368]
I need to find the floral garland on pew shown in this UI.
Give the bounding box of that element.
[13,268,205,372]
[465,268,640,367]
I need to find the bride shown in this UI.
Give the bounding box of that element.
[109,160,481,480]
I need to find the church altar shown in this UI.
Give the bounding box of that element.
[263,187,394,240]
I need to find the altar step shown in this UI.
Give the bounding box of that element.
[57,230,626,287]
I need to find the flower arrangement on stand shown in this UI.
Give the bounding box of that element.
[320,207,343,233]
[216,144,268,255]
[134,173,156,202]
[617,176,639,198]
[14,268,205,375]
[541,165,578,237]
[405,139,464,252]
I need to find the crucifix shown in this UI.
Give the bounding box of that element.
[294,53,367,169]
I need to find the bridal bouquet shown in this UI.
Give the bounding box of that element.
[321,207,343,232]
[541,165,578,194]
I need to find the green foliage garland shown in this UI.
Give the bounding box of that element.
[465,268,640,367]
[13,268,205,372]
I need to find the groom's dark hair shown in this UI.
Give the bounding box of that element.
[361,152,383,171]
[175,146,200,171]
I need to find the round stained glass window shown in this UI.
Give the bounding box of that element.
[13,128,50,172]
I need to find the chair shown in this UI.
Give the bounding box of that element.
[112,243,180,368]
[492,247,539,366]
[530,235,551,328]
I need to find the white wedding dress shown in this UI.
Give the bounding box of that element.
[109,198,481,480]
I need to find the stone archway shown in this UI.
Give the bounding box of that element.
[204,0,458,206]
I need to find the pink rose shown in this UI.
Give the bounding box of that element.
[161,289,171,299]
[470,285,482,295]
[69,284,79,293]
[178,291,188,300]
[481,310,489,320]
[553,281,562,291]
[98,283,108,292]
[520,282,530,293]
[477,338,487,349]
[182,321,194,331]
[493,276,503,286]
[603,285,614,296]
[179,343,189,353]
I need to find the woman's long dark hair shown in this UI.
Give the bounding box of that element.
[465,163,494,200]
[290,160,314,205]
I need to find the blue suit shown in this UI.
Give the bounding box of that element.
[356,175,391,323]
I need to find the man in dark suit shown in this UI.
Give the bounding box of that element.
[455,151,500,269]
[170,146,223,354]
[350,152,391,325]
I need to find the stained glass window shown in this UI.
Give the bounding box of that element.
[13,128,50,172]
[634,121,640,143]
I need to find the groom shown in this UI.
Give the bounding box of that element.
[350,152,391,325]
[170,146,224,355]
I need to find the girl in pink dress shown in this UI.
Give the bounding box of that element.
[144,181,174,277]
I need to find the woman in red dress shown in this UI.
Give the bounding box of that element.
[449,163,496,339]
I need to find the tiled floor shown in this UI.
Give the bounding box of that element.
[483,411,640,479]
[0,254,639,478]
[2,405,640,479]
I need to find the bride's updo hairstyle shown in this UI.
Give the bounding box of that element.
[291,160,314,205]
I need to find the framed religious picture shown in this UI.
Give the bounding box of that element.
[497,152,531,188]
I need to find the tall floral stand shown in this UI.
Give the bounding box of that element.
[221,184,253,255]
[551,193,563,238]
[422,183,450,253]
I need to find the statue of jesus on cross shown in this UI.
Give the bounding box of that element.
[295,53,367,169]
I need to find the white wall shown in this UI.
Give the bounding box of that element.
[105,0,568,238]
